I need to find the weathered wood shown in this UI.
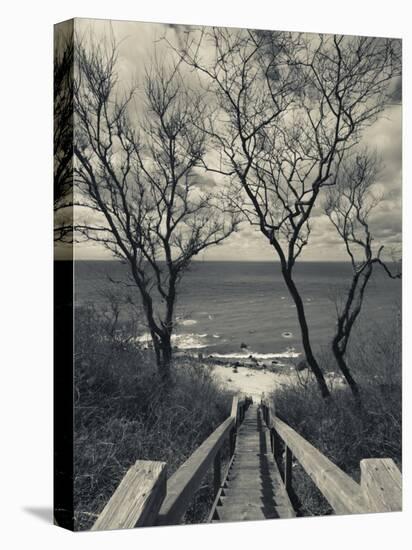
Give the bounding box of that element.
[261,401,268,425]
[261,401,273,427]
[262,395,403,517]
[213,404,295,522]
[92,461,166,531]
[270,429,276,455]
[216,502,278,522]
[208,453,236,522]
[230,395,239,419]
[262,402,279,459]
[229,426,236,456]
[360,458,402,513]
[273,416,367,515]
[269,402,276,428]
[157,416,235,525]
[213,449,222,496]
[284,446,293,494]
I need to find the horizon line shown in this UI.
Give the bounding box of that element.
[62,258,357,263]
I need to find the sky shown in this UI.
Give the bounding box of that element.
[69,18,402,262]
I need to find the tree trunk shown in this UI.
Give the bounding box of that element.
[284,272,331,399]
[152,332,173,386]
[159,334,172,384]
[332,340,361,405]
[142,290,173,385]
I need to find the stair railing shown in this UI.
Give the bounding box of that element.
[260,395,402,515]
[91,393,252,530]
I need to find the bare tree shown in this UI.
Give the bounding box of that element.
[324,151,401,403]
[54,25,74,241]
[174,29,401,398]
[73,38,238,383]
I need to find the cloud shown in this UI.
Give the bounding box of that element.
[361,105,402,189]
[191,172,218,189]
[389,76,402,103]
[73,20,402,262]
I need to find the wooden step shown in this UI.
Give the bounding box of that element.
[221,487,276,500]
[214,502,279,522]
[209,404,296,523]
[216,497,296,518]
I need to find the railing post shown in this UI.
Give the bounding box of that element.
[270,429,275,455]
[213,449,222,496]
[284,446,293,494]
[229,426,236,456]
[360,458,402,513]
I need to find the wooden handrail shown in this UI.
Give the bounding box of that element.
[156,416,235,525]
[261,397,402,515]
[92,460,166,531]
[272,414,366,514]
[230,395,239,418]
[157,394,249,525]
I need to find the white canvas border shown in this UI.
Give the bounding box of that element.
[0,1,410,549]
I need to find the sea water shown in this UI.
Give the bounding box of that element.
[75,260,401,361]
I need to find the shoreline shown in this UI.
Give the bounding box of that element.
[175,349,299,369]
[175,352,347,400]
[210,361,297,400]
[176,352,301,400]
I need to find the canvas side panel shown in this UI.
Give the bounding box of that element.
[53,18,75,531]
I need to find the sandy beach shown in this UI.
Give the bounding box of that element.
[208,361,346,400]
[210,363,298,400]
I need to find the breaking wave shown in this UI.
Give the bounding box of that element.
[177,319,198,326]
[135,332,213,350]
[208,348,301,360]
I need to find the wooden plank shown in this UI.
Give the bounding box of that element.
[273,416,367,515]
[224,486,276,498]
[261,398,276,429]
[360,459,402,513]
[268,402,276,428]
[228,471,264,483]
[262,427,296,517]
[213,449,222,496]
[216,501,277,522]
[229,426,236,456]
[284,446,293,494]
[230,395,239,419]
[157,416,235,525]
[92,460,166,531]
[208,453,236,522]
[214,403,295,522]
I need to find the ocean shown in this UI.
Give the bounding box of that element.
[75,261,401,363]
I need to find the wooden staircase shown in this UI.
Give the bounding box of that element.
[209,403,295,522]
[90,395,401,531]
